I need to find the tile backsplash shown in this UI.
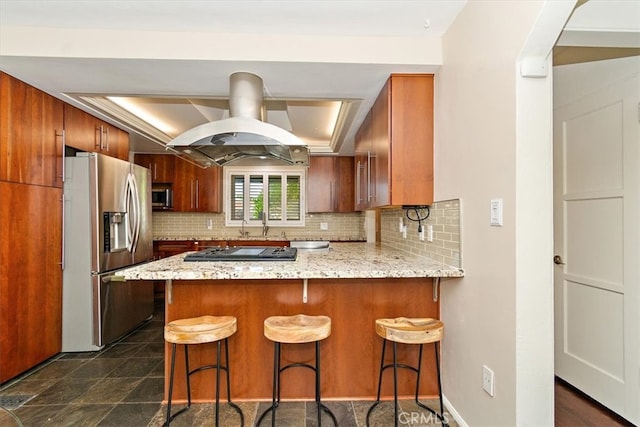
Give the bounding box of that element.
[153,198,461,268]
[380,199,461,267]
[152,211,365,241]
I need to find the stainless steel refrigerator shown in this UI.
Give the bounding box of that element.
[63,152,154,351]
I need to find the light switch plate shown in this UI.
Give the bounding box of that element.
[320,222,328,230]
[490,199,503,226]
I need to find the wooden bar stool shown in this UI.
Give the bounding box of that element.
[164,315,244,426]
[366,317,447,427]
[256,314,338,426]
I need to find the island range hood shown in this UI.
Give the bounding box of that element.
[167,72,309,167]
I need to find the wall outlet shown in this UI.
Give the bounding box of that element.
[483,365,495,397]
[427,224,433,242]
[206,219,213,230]
[402,225,407,239]
[320,222,328,230]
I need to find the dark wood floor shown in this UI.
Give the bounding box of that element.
[555,377,635,427]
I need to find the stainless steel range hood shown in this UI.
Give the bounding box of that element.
[167,72,309,167]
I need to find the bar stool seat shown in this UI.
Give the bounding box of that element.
[257,314,337,426]
[366,317,447,427]
[264,313,332,343]
[164,315,244,426]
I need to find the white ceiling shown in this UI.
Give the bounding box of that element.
[0,0,637,156]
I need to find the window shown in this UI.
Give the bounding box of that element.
[224,166,305,227]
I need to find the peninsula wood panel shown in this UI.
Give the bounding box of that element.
[164,277,440,401]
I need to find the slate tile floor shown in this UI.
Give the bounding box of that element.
[0,300,452,426]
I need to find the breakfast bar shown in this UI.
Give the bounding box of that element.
[117,242,464,402]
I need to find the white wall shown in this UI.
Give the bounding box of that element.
[435,1,572,425]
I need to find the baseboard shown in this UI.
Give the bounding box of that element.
[443,394,469,427]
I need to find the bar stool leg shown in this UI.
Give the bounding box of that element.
[366,338,387,427]
[392,341,399,427]
[184,345,191,407]
[414,343,424,402]
[165,343,177,426]
[215,340,221,427]
[255,341,280,427]
[315,341,322,426]
[412,342,448,427]
[435,342,446,425]
[165,344,192,426]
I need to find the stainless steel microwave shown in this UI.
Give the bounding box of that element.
[151,187,173,209]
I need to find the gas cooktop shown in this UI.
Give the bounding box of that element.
[184,246,298,262]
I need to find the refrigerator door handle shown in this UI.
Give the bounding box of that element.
[125,173,141,254]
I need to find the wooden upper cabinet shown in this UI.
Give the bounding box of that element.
[355,74,434,209]
[308,156,354,213]
[173,157,222,213]
[134,154,175,183]
[64,104,130,161]
[0,72,64,188]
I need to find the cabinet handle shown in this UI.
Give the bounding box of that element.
[356,160,361,205]
[367,151,372,202]
[190,181,195,209]
[56,130,65,181]
[329,181,338,211]
[103,127,109,151]
[61,195,66,269]
[195,180,200,209]
[95,125,102,149]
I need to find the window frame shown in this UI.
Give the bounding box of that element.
[224,165,306,227]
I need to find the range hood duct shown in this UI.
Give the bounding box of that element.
[167,72,309,167]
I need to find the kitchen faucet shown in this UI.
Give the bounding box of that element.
[239,220,248,237]
[262,212,269,237]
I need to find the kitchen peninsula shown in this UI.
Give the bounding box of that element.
[117,242,464,402]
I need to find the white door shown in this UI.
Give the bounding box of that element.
[553,69,639,424]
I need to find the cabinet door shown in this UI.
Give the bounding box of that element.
[174,157,221,213]
[134,154,175,183]
[195,165,222,213]
[63,103,102,153]
[372,80,390,208]
[335,157,354,212]
[354,112,372,211]
[64,104,130,161]
[0,182,62,382]
[307,156,335,212]
[0,72,64,188]
[155,241,194,258]
[388,74,434,206]
[173,158,195,211]
[101,123,129,161]
[308,156,354,213]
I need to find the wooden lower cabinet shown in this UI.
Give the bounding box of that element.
[0,182,62,383]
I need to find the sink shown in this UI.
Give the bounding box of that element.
[290,241,330,251]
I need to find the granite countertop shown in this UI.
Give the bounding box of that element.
[153,236,365,242]
[117,242,464,280]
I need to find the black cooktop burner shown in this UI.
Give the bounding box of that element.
[184,246,298,262]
